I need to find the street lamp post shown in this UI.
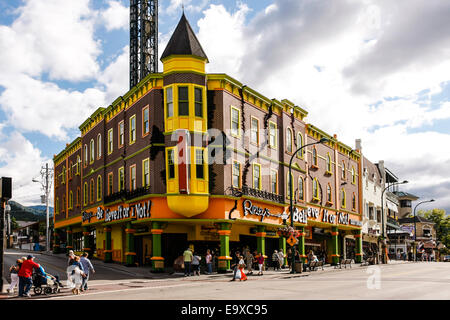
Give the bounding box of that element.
[380,180,408,264]
[413,199,435,262]
[289,137,329,273]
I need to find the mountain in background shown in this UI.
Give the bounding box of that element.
[8,200,54,222]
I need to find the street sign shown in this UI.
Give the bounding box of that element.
[287,234,298,247]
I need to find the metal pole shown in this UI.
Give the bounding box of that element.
[46,163,50,252]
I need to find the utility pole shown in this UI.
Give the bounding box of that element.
[32,163,53,252]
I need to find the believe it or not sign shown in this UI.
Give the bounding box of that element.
[322,209,336,224]
[242,199,284,222]
[292,207,320,223]
[83,200,152,224]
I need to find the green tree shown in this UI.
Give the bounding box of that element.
[418,209,450,255]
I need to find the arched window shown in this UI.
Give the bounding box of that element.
[69,161,73,179]
[69,191,73,210]
[352,193,356,210]
[313,178,319,200]
[83,183,88,206]
[298,177,304,201]
[327,184,332,203]
[312,147,318,167]
[97,175,102,201]
[351,166,356,184]
[326,154,332,173]
[76,155,81,174]
[90,139,95,163]
[286,128,293,153]
[97,134,102,159]
[297,133,303,158]
[342,161,346,179]
[341,189,346,208]
[84,144,88,165]
[55,197,59,214]
[90,179,94,204]
[286,172,294,199]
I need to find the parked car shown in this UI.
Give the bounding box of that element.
[443,255,450,262]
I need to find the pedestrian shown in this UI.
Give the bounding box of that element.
[68,250,75,266]
[272,250,279,270]
[80,252,95,291]
[238,255,247,281]
[7,259,22,295]
[183,247,193,277]
[18,255,40,298]
[205,249,213,274]
[257,252,264,276]
[244,248,254,275]
[230,251,241,281]
[192,252,201,276]
[67,256,85,295]
[278,249,285,269]
[287,248,292,269]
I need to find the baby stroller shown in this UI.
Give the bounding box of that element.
[32,266,63,295]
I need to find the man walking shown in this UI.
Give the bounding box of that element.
[80,252,95,291]
[183,247,193,277]
[243,247,254,275]
[230,251,240,281]
[18,255,40,298]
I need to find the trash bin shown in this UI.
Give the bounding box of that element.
[294,262,303,273]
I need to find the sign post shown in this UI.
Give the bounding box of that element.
[0,177,12,293]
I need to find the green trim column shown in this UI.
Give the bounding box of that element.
[125,222,136,266]
[298,226,306,263]
[218,222,232,273]
[151,221,164,273]
[354,229,363,263]
[104,226,112,263]
[66,226,73,254]
[279,236,287,266]
[331,226,340,265]
[256,225,266,257]
[53,229,60,254]
[83,227,90,253]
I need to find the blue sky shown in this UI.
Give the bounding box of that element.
[0,0,449,215]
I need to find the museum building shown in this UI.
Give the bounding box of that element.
[53,14,364,272]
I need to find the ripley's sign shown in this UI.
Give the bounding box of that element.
[82,200,152,223]
[242,199,285,222]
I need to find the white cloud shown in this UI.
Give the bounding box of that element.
[165,0,210,15]
[194,0,450,210]
[0,128,50,206]
[100,0,129,32]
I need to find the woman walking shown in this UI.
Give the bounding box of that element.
[205,249,213,274]
[67,256,85,295]
[257,252,264,276]
[7,259,22,295]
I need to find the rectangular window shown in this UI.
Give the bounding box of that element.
[232,161,241,188]
[108,173,113,196]
[178,86,189,116]
[108,129,113,154]
[168,149,175,179]
[118,121,124,148]
[231,107,240,136]
[251,117,259,144]
[195,149,205,179]
[130,115,136,144]
[253,164,261,190]
[143,107,149,136]
[269,122,277,148]
[195,87,203,117]
[118,167,124,191]
[166,87,173,118]
[130,165,136,190]
[143,158,150,187]
[271,170,278,194]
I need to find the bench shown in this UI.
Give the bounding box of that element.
[362,257,376,266]
[303,260,324,272]
[338,259,352,269]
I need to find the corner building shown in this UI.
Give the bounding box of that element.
[53,14,363,272]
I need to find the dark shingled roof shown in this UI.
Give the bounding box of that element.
[399,216,435,224]
[160,13,208,62]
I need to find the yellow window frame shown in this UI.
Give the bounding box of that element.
[230,106,241,138]
[130,164,137,190]
[142,158,150,187]
[108,128,113,154]
[270,169,278,194]
[250,116,260,145]
[341,188,346,209]
[118,166,125,191]
[269,121,277,149]
[253,163,262,190]
[96,175,102,201]
[297,133,304,159]
[232,160,241,188]
[312,178,319,200]
[129,114,136,145]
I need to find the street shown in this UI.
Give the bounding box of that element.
[2,249,449,300]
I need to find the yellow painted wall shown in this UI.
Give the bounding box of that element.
[96,226,105,250]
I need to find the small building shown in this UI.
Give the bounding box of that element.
[398,216,438,260]
[12,221,40,250]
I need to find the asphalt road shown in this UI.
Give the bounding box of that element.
[3,249,449,300]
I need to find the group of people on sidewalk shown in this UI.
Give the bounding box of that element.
[66,250,95,295]
[7,255,41,297]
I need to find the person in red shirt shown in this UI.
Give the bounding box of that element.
[18,255,40,297]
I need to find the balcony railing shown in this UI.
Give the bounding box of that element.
[230,186,284,204]
[387,216,400,226]
[104,186,150,204]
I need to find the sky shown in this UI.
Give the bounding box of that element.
[0,0,449,215]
